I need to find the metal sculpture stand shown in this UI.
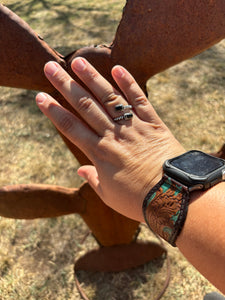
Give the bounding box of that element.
[0,1,225,298]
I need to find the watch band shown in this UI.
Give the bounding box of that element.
[142,175,190,246]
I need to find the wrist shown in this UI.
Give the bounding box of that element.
[142,150,225,246]
[175,182,225,293]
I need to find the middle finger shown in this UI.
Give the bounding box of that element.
[71,57,134,122]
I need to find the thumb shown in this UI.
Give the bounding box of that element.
[77,165,101,194]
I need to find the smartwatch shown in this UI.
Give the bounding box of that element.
[142,150,225,246]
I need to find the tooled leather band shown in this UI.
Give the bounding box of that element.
[143,175,190,246]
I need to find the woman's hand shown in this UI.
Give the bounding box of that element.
[36,58,185,222]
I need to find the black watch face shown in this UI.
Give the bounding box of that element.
[170,151,224,176]
[164,150,225,189]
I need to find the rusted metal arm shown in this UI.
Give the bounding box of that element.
[0,4,65,92]
[111,0,225,90]
[0,183,85,219]
[212,144,225,159]
[1,1,225,93]
[0,182,139,246]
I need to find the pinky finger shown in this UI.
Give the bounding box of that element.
[111,66,161,124]
[36,92,98,159]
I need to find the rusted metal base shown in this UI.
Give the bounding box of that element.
[74,241,170,300]
[212,144,225,159]
[75,240,166,273]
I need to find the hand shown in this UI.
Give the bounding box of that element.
[36,58,185,222]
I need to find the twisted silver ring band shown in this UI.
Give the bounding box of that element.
[113,112,133,122]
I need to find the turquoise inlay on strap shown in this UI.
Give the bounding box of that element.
[174,188,182,196]
[163,226,173,235]
[175,183,183,192]
[171,210,179,224]
[147,192,156,205]
[161,179,172,193]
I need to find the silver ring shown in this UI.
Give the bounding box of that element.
[115,104,133,111]
[113,103,133,122]
[113,112,133,122]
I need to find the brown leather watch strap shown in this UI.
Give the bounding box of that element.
[143,175,190,246]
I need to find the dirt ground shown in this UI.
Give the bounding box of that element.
[0,1,224,299]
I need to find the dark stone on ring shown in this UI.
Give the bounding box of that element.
[124,112,133,120]
[115,104,124,111]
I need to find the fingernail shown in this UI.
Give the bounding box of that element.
[44,61,59,76]
[113,66,125,78]
[73,57,86,71]
[36,92,47,104]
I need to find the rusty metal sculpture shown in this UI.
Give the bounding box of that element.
[0,0,225,294]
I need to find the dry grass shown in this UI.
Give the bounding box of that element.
[0,0,224,299]
[147,41,225,154]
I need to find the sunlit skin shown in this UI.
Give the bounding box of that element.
[36,58,225,293]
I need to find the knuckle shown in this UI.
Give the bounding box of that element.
[77,96,92,112]
[134,95,149,106]
[125,78,136,90]
[94,138,111,160]
[102,92,119,105]
[84,69,98,83]
[58,114,74,134]
[52,69,69,87]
